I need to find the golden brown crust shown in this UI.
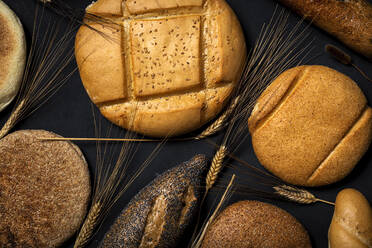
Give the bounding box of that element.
[329,189,372,248]
[0,0,26,111]
[0,130,91,248]
[201,200,312,248]
[249,65,372,186]
[76,0,246,137]
[278,0,372,59]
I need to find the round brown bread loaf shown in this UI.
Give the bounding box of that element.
[75,0,246,137]
[328,189,372,248]
[0,130,91,248]
[248,65,372,187]
[201,200,311,248]
[0,0,26,112]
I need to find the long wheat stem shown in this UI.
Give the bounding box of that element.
[74,202,102,248]
[192,174,236,248]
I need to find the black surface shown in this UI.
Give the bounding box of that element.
[1,1,371,248]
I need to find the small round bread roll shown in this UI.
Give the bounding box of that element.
[201,200,311,248]
[329,188,372,248]
[0,0,26,111]
[75,0,246,137]
[248,65,372,187]
[0,130,91,248]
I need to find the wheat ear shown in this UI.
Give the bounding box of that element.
[0,99,26,139]
[274,185,334,206]
[192,174,236,248]
[74,202,102,248]
[205,145,228,192]
[195,96,240,140]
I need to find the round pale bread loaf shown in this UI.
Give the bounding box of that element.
[329,189,372,248]
[248,65,372,187]
[75,0,246,137]
[0,130,91,248]
[201,200,312,248]
[0,0,26,111]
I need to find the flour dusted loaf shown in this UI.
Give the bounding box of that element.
[201,200,311,248]
[329,189,372,248]
[0,130,91,247]
[75,0,246,137]
[248,65,372,187]
[0,0,26,112]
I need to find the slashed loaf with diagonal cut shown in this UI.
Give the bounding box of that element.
[248,65,372,187]
[75,0,246,137]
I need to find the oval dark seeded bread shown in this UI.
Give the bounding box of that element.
[100,154,207,248]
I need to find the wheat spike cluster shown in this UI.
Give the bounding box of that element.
[206,145,228,191]
[195,96,241,140]
[74,203,102,248]
[274,185,335,206]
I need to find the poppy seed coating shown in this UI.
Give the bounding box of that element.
[100,154,207,248]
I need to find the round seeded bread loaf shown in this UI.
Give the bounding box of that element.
[0,0,26,112]
[0,130,91,248]
[75,0,246,137]
[248,65,372,187]
[201,200,311,248]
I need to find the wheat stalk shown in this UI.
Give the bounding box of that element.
[325,44,372,83]
[0,7,76,139]
[195,96,241,140]
[274,185,334,206]
[74,202,102,248]
[0,99,26,139]
[202,7,313,194]
[70,109,167,247]
[205,146,228,192]
[192,174,236,248]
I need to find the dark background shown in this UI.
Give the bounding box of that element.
[1,0,371,247]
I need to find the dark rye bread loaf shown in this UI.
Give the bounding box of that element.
[75,0,246,137]
[101,154,207,248]
[201,200,311,248]
[249,65,372,187]
[0,130,91,248]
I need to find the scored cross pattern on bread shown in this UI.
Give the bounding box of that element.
[75,0,246,137]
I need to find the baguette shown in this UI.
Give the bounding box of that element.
[328,188,372,248]
[100,155,207,248]
[278,0,372,60]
